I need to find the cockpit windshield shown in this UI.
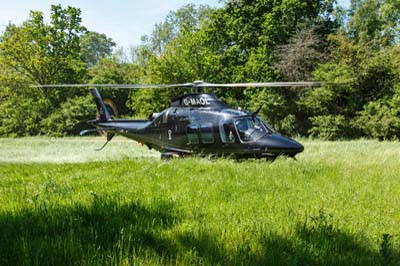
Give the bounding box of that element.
[234,116,274,142]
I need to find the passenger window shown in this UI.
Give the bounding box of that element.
[200,123,214,144]
[187,124,199,144]
[219,120,235,143]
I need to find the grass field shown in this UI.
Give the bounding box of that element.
[0,137,399,265]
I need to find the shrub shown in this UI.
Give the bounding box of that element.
[354,96,400,140]
[309,115,348,140]
[279,114,298,137]
[41,95,96,137]
[0,94,48,137]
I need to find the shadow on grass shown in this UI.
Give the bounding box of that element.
[174,212,399,266]
[0,195,180,265]
[1,200,398,266]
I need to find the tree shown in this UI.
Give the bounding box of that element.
[140,4,213,56]
[354,96,400,140]
[347,0,400,49]
[80,31,116,67]
[205,0,339,82]
[275,27,328,81]
[88,56,142,115]
[0,60,49,136]
[200,1,342,135]
[0,5,86,86]
[129,4,216,116]
[0,5,88,136]
[302,30,400,139]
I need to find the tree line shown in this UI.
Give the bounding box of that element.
[0,0,399,140]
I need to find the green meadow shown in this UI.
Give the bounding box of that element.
[0,137,399,265]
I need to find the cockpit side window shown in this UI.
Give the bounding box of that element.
[219,119,235,143]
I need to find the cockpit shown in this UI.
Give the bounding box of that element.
[219,115,275,143]
[234,116,274,142]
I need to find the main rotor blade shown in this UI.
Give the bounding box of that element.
[31,81,322,89]
[31,83,194,89]
[196,81,322,87]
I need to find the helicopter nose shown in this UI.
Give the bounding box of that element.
[259,134,304,154]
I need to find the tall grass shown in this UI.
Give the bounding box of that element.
[0,137,399,265]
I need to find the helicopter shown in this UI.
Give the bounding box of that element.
[38,81,320,159]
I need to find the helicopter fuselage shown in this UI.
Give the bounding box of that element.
[86,90,304,159]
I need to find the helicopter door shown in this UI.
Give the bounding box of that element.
[219,119,236,144]
[162,109,186,145]
[160,110,177,145]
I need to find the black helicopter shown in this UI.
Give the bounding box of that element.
[56,81,318,159]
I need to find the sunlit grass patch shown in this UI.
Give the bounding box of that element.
[0,136,158,163]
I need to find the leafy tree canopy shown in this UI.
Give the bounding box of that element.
[347,0,400,48]
[0,5,86,85]
[80,31,116,67]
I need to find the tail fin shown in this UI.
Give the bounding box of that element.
[91,88,111,122]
